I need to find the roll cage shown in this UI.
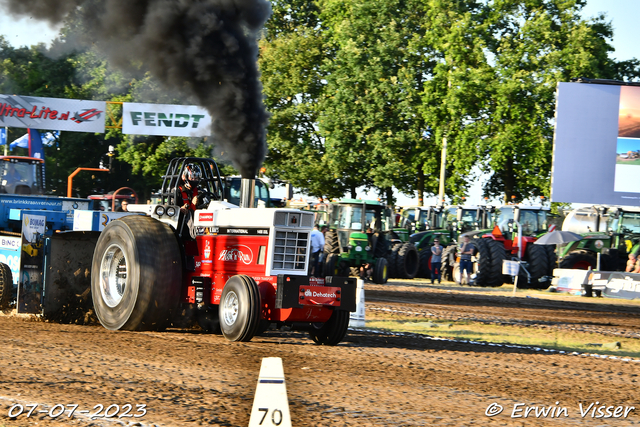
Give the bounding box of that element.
[159,157,224,206]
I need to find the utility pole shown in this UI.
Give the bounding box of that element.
[437,135,447,206]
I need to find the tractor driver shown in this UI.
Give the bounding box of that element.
[179,164,202,211]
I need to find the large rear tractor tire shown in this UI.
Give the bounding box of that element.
[523,244,553,289]
[559,250,597,270]
[418,249,432,279]
[372,257,388,284]
[219,275,261,342]
[0,262,13,310]
[309,309,350,346]
[324,230,339,254]
[396,242,419,279]
[474,238,507,288]
[91,215,182,331]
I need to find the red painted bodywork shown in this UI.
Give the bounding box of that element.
[182,233,335,323]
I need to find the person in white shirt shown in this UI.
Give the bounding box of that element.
[310,225,325,276]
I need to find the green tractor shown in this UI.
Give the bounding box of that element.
[394,205,495,280]
[322,199,399,284]
[559,206,640,271]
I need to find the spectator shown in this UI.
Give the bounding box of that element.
[116,201,129,212]
[310,224,325,277]
[626,252,640,273]
[431,238,443,285]
[459,235,475,284]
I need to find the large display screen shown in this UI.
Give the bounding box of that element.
[552,81,640,206]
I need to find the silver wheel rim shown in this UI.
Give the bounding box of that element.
[222,290,239,326]
[100,244,128,308]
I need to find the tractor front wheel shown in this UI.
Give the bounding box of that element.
[372,257,388,284]
[396,242,419,279]
[309,309,350,345]
[0,262,12,310]
[219,275,261,342]
[91,216,182,331]
[324,253,342,277]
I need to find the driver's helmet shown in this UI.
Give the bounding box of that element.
[182,164,202,184]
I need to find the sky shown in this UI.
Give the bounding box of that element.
[0,0,637,205]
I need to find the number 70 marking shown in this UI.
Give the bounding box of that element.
[258,408,283,426]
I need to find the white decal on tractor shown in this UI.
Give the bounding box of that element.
[218,245,254,265]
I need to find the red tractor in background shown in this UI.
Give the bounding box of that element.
[90,157,356,345]
[0,156,45,195]
[88,187,139,211]
[454,205,558,289]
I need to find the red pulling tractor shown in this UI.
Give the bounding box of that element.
[91,157,356,345]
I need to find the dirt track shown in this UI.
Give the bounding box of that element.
[1,280,639,427]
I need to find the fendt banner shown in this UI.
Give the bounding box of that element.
[122,102,212,137]
[0,94,106,133]
[552,81,640,206]
[0,94,213,138]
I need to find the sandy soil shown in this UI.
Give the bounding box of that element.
[0,280,639,427]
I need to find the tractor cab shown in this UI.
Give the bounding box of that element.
[449,205,495,237]
[223,176,272,208]
[323,199,394,283]
[398,205,447,234]
[328,199,392,252]
[0,156,45,195]
[493,205,553,239]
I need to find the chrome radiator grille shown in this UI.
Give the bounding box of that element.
[272,229,309,271]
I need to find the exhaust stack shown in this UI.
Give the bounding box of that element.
[240,178,256,208]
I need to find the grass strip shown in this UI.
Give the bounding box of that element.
[364,317,640,358]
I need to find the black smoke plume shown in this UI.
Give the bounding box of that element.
[0,0,271,178]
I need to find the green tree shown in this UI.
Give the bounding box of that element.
[417,0,493,204]
[477,0,628,203]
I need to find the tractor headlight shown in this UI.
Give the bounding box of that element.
[355,246,362,252]
[166,206,177,217]
[365,246,371,251]
[155,205,166,216]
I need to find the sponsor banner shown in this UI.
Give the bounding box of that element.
[18,214,47,313]
[299,285,341,307]
[123,102,212,137]
[0,94,106,133]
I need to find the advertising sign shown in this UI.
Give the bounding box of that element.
[0,236,21,286]
[122,102,212,137]
[0,94,106,133]
[17,214,46,314]
[551,82,640,206]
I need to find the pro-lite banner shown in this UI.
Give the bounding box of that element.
[122,102,212,137]
[0,94,106,133]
